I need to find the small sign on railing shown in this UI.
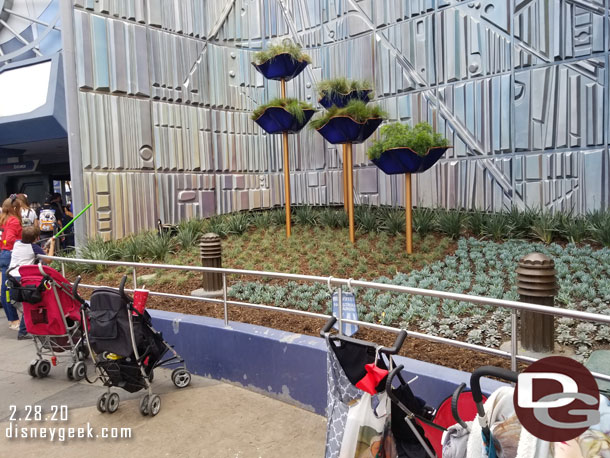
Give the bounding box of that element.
[332,291,359,337]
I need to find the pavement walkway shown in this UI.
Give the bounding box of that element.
[0,323,326,457]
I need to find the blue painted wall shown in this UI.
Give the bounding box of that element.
[149,309,505,415]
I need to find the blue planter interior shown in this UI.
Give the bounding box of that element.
[372,147,450,175]
[317,116,382,144]
[253,107,315,134]
[252,53,308,81]
[318,89,372,109]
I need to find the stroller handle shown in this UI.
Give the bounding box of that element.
[450,383,470,429]
[320,316,337,335]
[119,275,130,302]
[320,316,407,355]
[385,364,404,399]
[470,366,518,404]
[72,276,86,305]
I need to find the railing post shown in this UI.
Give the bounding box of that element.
[517,253,557,353]
[222,273,228,326]
[132,266,137,289]
[61,262,66,278]
[337,286,343,336]
[511,310,517,372]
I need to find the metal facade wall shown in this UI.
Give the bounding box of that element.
[69,0,609,239]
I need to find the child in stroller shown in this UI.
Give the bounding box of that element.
[74,275,191,417]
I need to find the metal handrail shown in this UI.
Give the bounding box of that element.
[41,254,610,383]
[41,254,610,324]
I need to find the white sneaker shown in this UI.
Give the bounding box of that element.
[9,322,20,331]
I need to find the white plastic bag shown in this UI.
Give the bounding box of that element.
[339,391,396,458]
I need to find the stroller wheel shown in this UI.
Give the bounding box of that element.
[106,393,120,414]
[72,362,86,381]
[35,360,51,378]
[171,368,191,388]
[78,345,90,361]
[147,394,161,417]
[97,393,108,413]
[139,395,149,416]
[29,360,38,378]
[66,365,74,380]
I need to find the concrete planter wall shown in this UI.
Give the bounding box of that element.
[149,309,505,415]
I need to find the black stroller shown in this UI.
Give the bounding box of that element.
[321,316,438,458]
[74,276,191,417]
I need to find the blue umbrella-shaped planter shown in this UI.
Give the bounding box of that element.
[318,89,373,109]
[371,146,451,175]
[370,144,452,255]
[252,53,309,81]
[253,107,316,134]
[316,116,383,144]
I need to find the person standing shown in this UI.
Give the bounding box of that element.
[16,194,37,228]
[38,196,60,248]
[0,195,23,329]
[9,226,53,340]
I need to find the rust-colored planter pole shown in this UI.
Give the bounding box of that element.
[343,146,348,212]
[280,78,292,238]
[405,173,412,254]
[345,143,355,243]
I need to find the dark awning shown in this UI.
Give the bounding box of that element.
[0,53,66,146]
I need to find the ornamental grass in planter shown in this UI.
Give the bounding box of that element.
[316,77,373,109]
[310,100,387,144]
[251,98,315,134]
[368,122,450,174]
[252,41,311,81]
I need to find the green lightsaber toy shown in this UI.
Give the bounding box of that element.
[53,203,92,239]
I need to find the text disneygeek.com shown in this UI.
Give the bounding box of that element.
[5,423,132,442]
[5,405,132,442]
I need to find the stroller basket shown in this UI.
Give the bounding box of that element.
[97,358,146,393]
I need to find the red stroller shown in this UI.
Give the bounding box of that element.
[8,264,88,380]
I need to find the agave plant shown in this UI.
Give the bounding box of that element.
[293,206,319,226]
[318,208,347,228]
[559,214,589,244]
[436,209,466,240]
[589,211,610,247]
[467,210,487,236]
[175,224,202,250]
[251,211,274,229]
[270,208,287,226]
[530,211,560,244]
[379,208,405,235]
[117,234,147,262]
[413,207,437,234]
[482,213,513,241]
[206,215,228,238]
[225,213,251,236]
[355,205,379,233]
[142,231,176,262]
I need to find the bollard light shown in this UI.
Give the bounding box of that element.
[516,253,557,353]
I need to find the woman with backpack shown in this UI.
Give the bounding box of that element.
[0,195,23,329]
[16,194,37,228]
